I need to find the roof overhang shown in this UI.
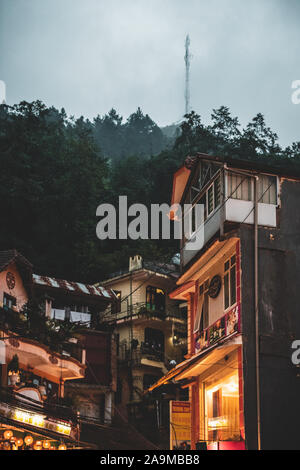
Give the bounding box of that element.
[148,335,242,392]
[3,332,85,383]
[177,237,238,286]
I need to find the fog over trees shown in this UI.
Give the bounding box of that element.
[1,101,299,282]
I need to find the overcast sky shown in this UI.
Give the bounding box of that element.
[0,0,299,146]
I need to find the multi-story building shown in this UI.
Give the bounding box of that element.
[0,249,116,450]
[148,153,300,450]
[32,272,117,426]
[99,256,187,415]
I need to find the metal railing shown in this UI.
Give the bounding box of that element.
[107,302,186,324]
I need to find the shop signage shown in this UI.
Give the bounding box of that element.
[0,402,75,439]
[169,401,191,450]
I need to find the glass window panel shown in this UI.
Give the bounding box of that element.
[207,185,214,215]
[258,175,277,204]
[230,266,236,306]
[224,273,229,310]
[228,174,252,201]
[214,176,221,208]
[205,370,240,442]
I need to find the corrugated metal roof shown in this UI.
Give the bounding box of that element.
[33,274,116,301]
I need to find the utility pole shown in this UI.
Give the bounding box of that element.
[184,34,192,116]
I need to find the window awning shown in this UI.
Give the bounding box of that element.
[147,335,242,392]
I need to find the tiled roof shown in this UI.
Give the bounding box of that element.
[33,274,116,301]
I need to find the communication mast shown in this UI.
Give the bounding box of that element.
[184,34,192,115]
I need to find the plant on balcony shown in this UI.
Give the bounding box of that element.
[19,300,81,355]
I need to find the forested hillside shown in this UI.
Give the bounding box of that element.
[0,101,299,282]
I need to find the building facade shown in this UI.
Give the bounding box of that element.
[99,255,187,431]
[0,250,116,449]
[149,153,300,450]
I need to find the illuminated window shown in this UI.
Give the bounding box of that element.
[224,256,236,310]
[205,370,240,442]
[146,286,165,312]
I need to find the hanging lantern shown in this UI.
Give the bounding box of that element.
[43,440,51,449]
[10,436,17,443]
[16,438,24,447]
[49,445,56,450]
[33,442,42,450]
[3,429,13,440]
[24,435,33,446]
[58,443,67,450]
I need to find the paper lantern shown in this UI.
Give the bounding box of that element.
[3,429,13,440]
[24,435,33,445]
[16,438,24,447]
[43,440,51,449]
[58,443,67,450]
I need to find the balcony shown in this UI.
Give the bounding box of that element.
[108,302,186,325]
[182,168,278,266]
[0,305,85,384]
[50,308,91,325]
[118,342,184,370]
[194,304,240,354]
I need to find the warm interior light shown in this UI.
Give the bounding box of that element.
[3,429,13,440]
[24,435,33,445]
[43,440,51,449]
[16,438,23,447]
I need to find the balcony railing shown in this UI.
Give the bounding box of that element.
[0,305,84,363]
[194,303,240,354]
[118,342,184,368]
[108,302,186,324]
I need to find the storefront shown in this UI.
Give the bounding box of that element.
[0,424,70,450]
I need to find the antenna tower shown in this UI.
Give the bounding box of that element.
[184,35,191,115]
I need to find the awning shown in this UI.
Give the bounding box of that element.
[148,334,242,392]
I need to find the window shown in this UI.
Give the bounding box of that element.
[227,173,277,204]
[3,293,16,309]
[143,374,158,391]
[194,281,209,333]
[206,175,221,217]
[112,290,121,314]
[183,174,221,243]
[227,174,252,201]
[205,369,240,442]
[144,328,164,354]
[146,286,165,312]
[224,256,237,310]
[258,175,276,204]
